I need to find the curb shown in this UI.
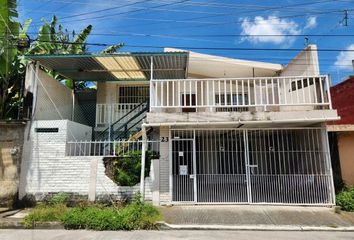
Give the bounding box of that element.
[0,221,64,230]
[157,222,354,232]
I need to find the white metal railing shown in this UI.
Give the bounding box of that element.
[66,140,160,157]
[150,75,332,112]
[96,103,147,126]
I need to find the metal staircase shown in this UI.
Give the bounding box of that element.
[95,100,149,141]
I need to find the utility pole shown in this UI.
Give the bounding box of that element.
[343,10,348,26]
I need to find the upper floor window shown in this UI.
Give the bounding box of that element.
[118,86,149,104]
[290,77,318,91]
[215,93,249,106]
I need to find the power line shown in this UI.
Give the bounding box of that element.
[25,0,344,20]
[28,0,352,29]
[4,32,354,38]
[20,38,354,52]
[30,0,190,26]
[181,0,341,22]
[105,9,350,31]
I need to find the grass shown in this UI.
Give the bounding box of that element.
[23,193,161,230]
[24,203,69,228]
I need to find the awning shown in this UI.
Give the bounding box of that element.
[26,52,189,81]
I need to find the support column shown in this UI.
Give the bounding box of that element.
[140,126,147,200]
[151,159,160,205]
[88,158,98,202]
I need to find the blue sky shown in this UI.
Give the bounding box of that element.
[18,0,354,84]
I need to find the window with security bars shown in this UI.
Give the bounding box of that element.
[215,93,249,112]
[118,86,149,104]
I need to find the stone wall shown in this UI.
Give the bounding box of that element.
[0,122,26,206]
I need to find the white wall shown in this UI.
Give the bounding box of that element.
[158,126,170,204]
[34,70,74,120]
[19,120,152,200]
[96,82,149,104]
[279,44,320,111]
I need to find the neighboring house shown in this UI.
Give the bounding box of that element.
[327,76,354,187]
[19,44,339,206]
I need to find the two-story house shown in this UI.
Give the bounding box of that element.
[19,44,339,206]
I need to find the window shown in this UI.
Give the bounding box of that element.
[181,93,196,112]
[215,93,249,106]
[215,93,249,112]
[118,86,149,104]
[290,77,318,91]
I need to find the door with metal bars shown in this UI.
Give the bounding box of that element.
[172,138,196,202]
[170,128,335,205]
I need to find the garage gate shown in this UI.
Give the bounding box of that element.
[171,128,335,205]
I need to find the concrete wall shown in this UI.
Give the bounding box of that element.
[279,44,320,111]
[34,70,74,120]
[158,126,171,204]
[0,122,26,205]
[19,120,152,200]
[337,132,354,186]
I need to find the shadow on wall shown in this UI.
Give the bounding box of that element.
[0,122,26,207]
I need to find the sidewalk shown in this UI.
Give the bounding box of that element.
[159,205,354,231]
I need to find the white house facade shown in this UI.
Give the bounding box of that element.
[19,44,339,206]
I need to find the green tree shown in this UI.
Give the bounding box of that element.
[0,0,29,119]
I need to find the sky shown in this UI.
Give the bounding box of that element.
[17,0,354,84]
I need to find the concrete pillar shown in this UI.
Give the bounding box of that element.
[88,158,98,201]
[159,126,171,204]
[151,159,160,205]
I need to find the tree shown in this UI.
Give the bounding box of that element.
[0,0,27,119]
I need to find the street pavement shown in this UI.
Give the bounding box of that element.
[0,230,354,240]
[160,205,354,227]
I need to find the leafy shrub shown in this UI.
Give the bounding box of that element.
[112,150,159,186]
[62,194,161,230]
[336,187,354,212]
[24,204,68,228]
[49,192,71,205]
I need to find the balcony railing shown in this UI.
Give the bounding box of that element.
[150,75,332,112]
[96,103,147,127]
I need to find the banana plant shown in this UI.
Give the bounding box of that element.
[0,0,24,119]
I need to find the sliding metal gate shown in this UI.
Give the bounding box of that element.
[171,128,335,205]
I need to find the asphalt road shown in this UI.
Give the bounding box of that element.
[0,230,354,240]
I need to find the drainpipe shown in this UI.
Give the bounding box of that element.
[140,125,147,200]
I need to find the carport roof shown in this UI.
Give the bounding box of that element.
[26,52,189,81]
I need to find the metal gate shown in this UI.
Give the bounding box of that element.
[171,128,335,205]
[172,138,196,202]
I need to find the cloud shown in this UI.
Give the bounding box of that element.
[304,16,317,29]
[334,44,354,70]
[240,15,300,45]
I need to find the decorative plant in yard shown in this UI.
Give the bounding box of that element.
[114,150,159,187]
[336,187,354,212]
[104,149,159,187]
[24,192,161,230]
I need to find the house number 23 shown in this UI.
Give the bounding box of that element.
[161,137,169,142]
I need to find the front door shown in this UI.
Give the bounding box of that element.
[172,138,196,203]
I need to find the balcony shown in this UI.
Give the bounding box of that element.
[150,75,332,112]
[147,75,338,124]
[95,102,148,128]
